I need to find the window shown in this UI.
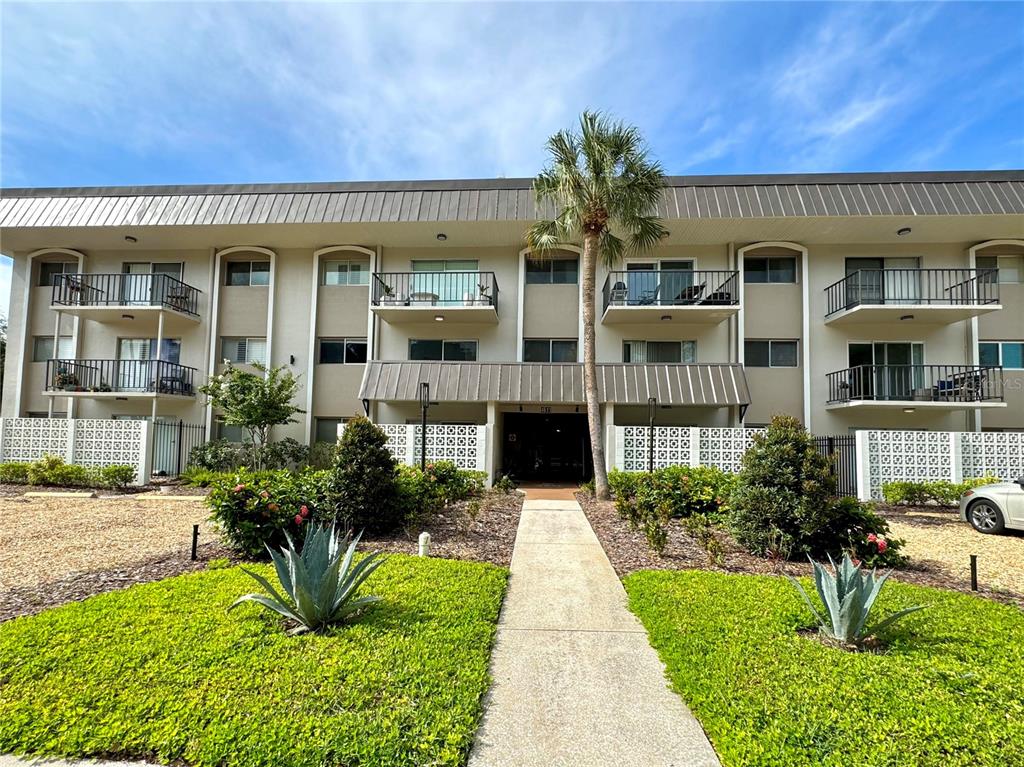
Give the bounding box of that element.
[977,255,1023,284]
[315,417,348,443]
[408,339,478,361]
[322,259,369,286]
[27,411,67,418]
[221,337,267,365]
[622,340,696,363]
[745,340,799,368]
[37,261,76,287]
[318,338,368,364]
[980,341,1024,369]
[744,256,797,284]
[32,336,74,362]
[523,339,578,362]
[526,257,579,284]
[118,338,181,364]
[215,422,246,443]
[225,261,270,286]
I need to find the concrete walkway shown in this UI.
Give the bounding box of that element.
[468,499,720,767]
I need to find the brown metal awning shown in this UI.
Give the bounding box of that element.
[359,361,750,407]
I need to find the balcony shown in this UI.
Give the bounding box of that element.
[44,359,198,399]
[51,273,202,328]
[601,270,740,324]
[371,272,499,323]
[824,269,1000,325]
[826,364,1006,410]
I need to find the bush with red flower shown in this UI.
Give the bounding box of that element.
[207,469,323,558]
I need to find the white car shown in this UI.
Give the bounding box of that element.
[960,477,1024,534]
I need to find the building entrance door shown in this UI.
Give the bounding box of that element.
[501,412,592,483]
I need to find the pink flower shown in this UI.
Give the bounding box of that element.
[294,514,304,525]
[233,484,245,493]
[851,558,862,567]
[867,533,877,543]
[300,505,309,518]
[876,538,888,553]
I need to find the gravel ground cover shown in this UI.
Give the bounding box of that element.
[879,506,1024,596]
[0,495,214,593]
[579,493,1024,608]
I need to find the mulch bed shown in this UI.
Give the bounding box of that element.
[577,493,1024,610]
[363,491,524,567]
[0,483,146,497]
[0,541,237,623]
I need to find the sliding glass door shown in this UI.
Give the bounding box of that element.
[848,342,924,400]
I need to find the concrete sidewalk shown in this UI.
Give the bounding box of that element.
[468,499,720,767]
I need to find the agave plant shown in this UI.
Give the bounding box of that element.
[229,524,384,634]
[788,553,924,646]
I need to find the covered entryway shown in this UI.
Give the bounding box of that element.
[501,412,592,483]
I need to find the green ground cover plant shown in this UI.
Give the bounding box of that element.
[0,555,507,767]
[0,455,135,489]
[626,569,1024,767]
[882,476,1000,507]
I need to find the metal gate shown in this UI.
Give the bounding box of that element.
[152,420,207,477]
[813,435,857,498]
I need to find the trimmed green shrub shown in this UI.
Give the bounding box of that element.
[882,476,1000,507]
[729,415,905,566]
[0,556,508,767]
[207,469,325,558]
[96,464,136,489]
[0,462,30,484]
[324,416,404,534]
[188,438,310,472]
[494,473,518,494]
[396,462,486,523]
[180,466,222,487]
[27,454,92,486]
[626,570,1024,766]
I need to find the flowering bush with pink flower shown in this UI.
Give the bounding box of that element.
[207,469,325,558]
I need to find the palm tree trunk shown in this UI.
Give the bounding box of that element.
[581,232,610,499]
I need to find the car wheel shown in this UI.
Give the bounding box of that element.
[968,500,1006,534]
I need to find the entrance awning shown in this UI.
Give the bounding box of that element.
[359,361,750,406]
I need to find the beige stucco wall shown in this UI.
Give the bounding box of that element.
[523,283,579,341]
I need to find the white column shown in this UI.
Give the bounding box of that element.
[305,250,320,444]
[950,431,963,484]
[855,430,871,501]
[65,418,77,463]
[516,250,526,362]
[405,424,417,466]
[0,418,6,462]
[604,402,616,472]
[137,419,153,486]
[205,252,224,434]
[485,401,498,484]
[51,309,62,418]
[689,426,701,468]
[800,246,811,430]
[613,425,625,471]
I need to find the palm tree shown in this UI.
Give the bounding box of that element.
[527,111,667,499]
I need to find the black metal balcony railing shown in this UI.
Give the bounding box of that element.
[45,359,198,396]
[826,364,1003,405]
[51,273,201,316]
[824,269,999,317]
[602,270,739,311]
[371,272,498,309]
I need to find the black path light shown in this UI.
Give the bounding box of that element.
[648,396,657,473]
[419,381,430,471]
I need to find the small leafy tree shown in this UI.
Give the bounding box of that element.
[199,362,304,470]
[326,416,404,533]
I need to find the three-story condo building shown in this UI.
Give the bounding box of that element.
[2,171,1022,482]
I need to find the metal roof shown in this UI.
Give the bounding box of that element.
[359,361,750,406]
[2,171,1022,229]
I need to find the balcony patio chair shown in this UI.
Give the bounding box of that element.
[609,281,628,305]
[934,369,987,402]
[637,284,662,306]
[672,283,705,305]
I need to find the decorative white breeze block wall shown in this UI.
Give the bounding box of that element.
[615,426,763,473]
[857,430,1024,501]
[0,418,151,485]
[342,423,487,473]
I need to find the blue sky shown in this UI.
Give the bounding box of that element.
[1,1,1022,316]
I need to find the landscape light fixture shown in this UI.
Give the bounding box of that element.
[434,314,444,322]
[436,233,447,241]
[903,408,916,414]
[419,382,431,470]
[124,235,138,243]
[897,227,912,236]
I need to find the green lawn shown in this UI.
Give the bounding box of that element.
[625,570,1024,767]
[0,555,508,767]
